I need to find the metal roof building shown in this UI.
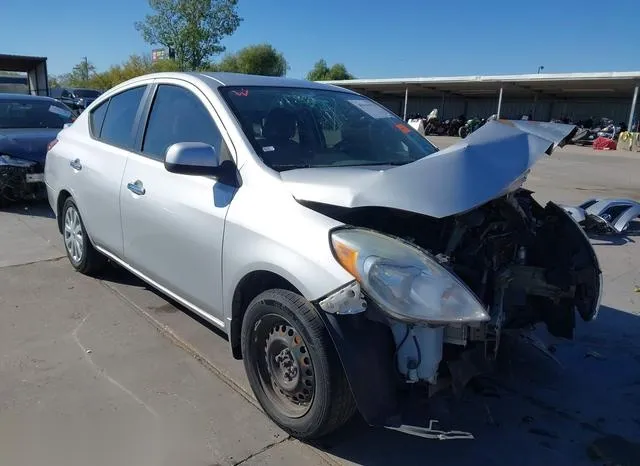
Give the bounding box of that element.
[0,53,49,96]
[321,72,640,127]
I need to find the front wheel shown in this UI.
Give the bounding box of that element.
[241,289,356,439]
[459,126,469,138]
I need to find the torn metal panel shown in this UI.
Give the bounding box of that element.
[281,120,576,219]
[318,281,367,315]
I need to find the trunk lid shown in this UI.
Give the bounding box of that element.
[0,128,62,163]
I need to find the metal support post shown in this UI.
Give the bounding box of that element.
[628,85,638,131]
[403,87,408,120]
[496,87,503,119]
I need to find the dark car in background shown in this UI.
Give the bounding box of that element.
[0,93,75,206]
[50,87,102,112]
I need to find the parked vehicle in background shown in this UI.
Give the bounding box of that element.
[71,88,102,110]
[50,87,102,112]
[45,72,601,440]
[0,93,74,205]
[458,116,484,138]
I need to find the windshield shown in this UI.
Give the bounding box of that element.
[220,86,438,171]
[73,89,101,98]
[0,99,75,129]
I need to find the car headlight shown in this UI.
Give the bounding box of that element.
[0,155,36,168]
[330,228,490,325]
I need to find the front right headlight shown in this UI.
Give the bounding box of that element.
[330,227,490,325]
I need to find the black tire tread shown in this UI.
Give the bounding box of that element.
[242,289,356,439]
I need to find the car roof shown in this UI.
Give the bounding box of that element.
[115,71,357,94]
[0,92,59,103]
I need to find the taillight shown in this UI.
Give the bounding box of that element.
[47,139,58,152]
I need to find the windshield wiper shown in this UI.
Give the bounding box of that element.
[350,161,409,166]
[272,163,312,170]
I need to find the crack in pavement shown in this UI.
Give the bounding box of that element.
[100,280,262,411]
[0,255,66,270]
[231,437,291,466]
[72,310,160,419]
[99,280,341,466]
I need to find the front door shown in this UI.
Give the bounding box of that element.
[119,81,235,325]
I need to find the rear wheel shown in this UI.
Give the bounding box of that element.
[62,197,106,275]
[241,289,356,439]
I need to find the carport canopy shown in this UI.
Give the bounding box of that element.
[0,53,49,96]
[320,72,640,128]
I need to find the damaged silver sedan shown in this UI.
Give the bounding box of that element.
[45,72,602,440]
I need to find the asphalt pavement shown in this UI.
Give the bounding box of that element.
[1,141,639,465]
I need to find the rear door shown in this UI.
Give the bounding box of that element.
[119,79,236,323]
[73,84,149,258]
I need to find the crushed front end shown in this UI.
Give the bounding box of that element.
[0,156,47,205]
[313,189,602,426]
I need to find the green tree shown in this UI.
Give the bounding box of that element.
[48,76,62,88]
[85,54,182,90]
[306,59,354,81]
[135,0,242,71]
[213,44,288,76]
[57,59,97,87]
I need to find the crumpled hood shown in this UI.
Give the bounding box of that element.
[0,128,61,163]
[281,120,576,219]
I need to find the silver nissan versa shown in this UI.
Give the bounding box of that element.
[44,72,602,439]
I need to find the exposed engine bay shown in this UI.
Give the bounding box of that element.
[309,188,602,393]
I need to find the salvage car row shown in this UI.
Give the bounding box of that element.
[4,72,604,440]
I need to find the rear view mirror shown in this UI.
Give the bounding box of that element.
[164,142,221,176]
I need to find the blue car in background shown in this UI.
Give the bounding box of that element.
[0,93,75,206]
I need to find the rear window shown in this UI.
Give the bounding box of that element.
[74,89,101,98]
[0,99,74,129]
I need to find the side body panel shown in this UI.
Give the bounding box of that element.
[221,160,355,326]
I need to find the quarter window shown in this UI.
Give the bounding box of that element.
[89,100,109,137]
[99,86,146,150]
[142,84,226,161]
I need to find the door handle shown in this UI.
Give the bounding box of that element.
[70,159,82,170]
[127,180,146,196]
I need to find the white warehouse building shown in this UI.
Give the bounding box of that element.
[321,71,640,128]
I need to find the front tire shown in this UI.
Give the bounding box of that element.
[62,197,106,275]
[241,289,356,439]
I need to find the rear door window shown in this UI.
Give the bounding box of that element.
[99,86,146,150]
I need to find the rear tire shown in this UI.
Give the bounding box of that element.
[241,289,356,439]
[61,197,106,275]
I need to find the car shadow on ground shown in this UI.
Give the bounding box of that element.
[0,200,55,219]
[96,259,640,466]
[98,263,230,343]
[587,220,640,246]
[309,305,640,466]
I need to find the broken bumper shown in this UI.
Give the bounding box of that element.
[0,157,46,204]
[560,198,640,234]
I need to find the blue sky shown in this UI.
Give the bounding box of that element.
[2,0,639,78]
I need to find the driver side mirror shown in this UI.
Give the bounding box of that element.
[164,142,223,177]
